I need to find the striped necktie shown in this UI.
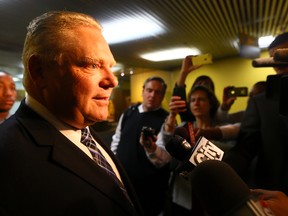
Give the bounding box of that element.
[80,128,132,205]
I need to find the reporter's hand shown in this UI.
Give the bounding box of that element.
[177,56,202,86]
[139,132,157,153]
[169,96,187,115]
[251,189,288,216]
[181,55,203,74]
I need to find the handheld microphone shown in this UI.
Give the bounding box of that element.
[174,127,190,143]
[165,133,224,174]
[252,48,288,68]
[191,160,275,216]
[251,58,288,67]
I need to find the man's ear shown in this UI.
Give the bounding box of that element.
[28,55,46,87]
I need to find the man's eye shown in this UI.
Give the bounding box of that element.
[91,63,103,69]
[91,64,98,69]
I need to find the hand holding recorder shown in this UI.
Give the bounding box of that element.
[139,126,157,153]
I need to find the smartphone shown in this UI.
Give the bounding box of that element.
[191,54,213,65]
[228,87,248,97]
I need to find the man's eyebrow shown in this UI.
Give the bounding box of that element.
[80,57,102,64]
[79,57,116,67]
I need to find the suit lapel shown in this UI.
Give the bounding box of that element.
[15,102,135,214]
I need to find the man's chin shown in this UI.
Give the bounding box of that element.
[0,107,11,113]
[89,112,108,123]
[146,104,159,111]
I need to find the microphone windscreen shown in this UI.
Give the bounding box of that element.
[274,48,288,62]
[191,160,250,216]
[165,135,192,161]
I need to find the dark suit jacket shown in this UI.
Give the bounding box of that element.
[0,101,144,216]
[224,93,288,194]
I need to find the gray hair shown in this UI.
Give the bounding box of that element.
[22,11,102,88]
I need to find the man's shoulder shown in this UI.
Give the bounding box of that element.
[123,103,141,115]
[250,93,277,107]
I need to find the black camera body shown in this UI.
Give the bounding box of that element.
[141,126,156,138]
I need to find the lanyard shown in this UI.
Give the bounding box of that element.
[187,121,196,147]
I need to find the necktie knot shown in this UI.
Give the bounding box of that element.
[81,128,90,146]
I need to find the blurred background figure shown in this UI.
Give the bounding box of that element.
[224,32,288,194]
[0,71,17,124]
[224,80,267,124]
[249,81,266,98]
[111,76,171,216]
[159,87,237,216]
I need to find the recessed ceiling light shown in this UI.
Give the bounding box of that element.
[140,47,201,62]
[102,13,165,44]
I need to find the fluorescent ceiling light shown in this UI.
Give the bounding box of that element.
[12,77,21,82]
[102,13,165,44]
[258,36,275,48]
[140,47,201,62]
[112,63,123,73]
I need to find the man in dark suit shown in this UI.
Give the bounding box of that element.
[0,11,143,216]
[224,32,288,194]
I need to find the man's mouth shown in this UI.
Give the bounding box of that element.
[2,100,15,105]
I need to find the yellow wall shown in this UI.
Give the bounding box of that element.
[130,51,275,113]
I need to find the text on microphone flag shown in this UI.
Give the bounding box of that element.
[190,136,224,166]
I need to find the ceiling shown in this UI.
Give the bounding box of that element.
[0,0,287,78]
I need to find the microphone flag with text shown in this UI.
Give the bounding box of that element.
[165,126,224,174]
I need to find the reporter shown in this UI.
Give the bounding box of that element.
[111,76,170,216]
[173,55,241,141]
[224,32,288,193]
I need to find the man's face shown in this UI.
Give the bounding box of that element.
[142,80,165,111]
[269,41,288,74]
[0,73,16,112]
[40,26,118,128]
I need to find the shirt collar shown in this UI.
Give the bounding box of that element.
[25,95,81,141]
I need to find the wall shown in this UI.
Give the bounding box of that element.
[130,51,275,114]
[5,51,276,119]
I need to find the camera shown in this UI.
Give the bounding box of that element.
[227,87,248,97]
[141,126,156,139]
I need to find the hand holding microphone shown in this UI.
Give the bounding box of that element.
[251,189,288,216]
[166,128,277,215]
